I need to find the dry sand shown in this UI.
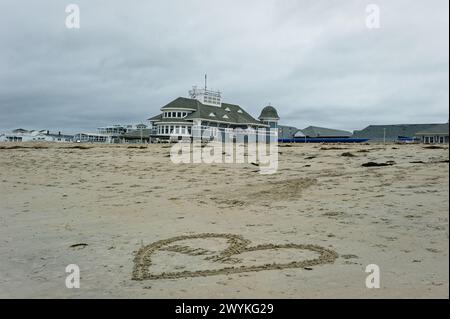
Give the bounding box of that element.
[0,142,448,298]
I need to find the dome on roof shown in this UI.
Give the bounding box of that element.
[258,105,279,120]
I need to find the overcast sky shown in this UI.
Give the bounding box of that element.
[0,0,448,133]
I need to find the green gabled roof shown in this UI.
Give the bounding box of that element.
[302,126,352,138]
[161,97,201,110]
[415,123,449,135]
[184,102,264,125]
[353,123,446,139]
[148,114,162,121]
[155,97,265,126]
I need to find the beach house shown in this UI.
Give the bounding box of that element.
[147,86,279,142]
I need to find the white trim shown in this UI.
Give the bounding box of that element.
[188,117,269,127]
[160,107,197,112]
[155,122,193,125]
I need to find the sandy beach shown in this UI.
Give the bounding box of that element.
[0,142,448,298]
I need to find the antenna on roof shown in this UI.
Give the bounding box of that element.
[204,73,207,90]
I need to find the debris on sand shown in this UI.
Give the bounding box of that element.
[362,161,396,167]
[69,243,88,249]
[424,146,446,150]
[0,144,48,150]
[250,162,260,167]
[63,145,92,150]
[127,145,148,149]
[410,160,449,164]
[341,152,356,157]
[320,147,347,150]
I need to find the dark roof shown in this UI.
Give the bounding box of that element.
[415,123,449,135]
[161,97,201,110]
[278,125,298,139]
[353,123,447,139]
[186,102,264,125]
[301,126,352,138]
[12,128,29,133]
[150,97,266,126]
[148,114,162,121]
[259,106,280,120]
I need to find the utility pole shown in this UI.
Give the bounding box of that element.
[383,128,386,147]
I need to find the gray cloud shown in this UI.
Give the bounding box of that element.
[0,0,448,133]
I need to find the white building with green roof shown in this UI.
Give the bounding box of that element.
[147,86,279,141]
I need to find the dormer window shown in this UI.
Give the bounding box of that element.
[223,114,229,119]
[237,109,243,113]
[225,107,231,112]
[209,112,216,117]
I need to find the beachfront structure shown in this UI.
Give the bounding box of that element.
[120,128,152,143]
[258,105,280,129]
[352,123,448,143]
[296,126,353,139]
[415,123,449,144]
[73,124,151,143]
[3,129,73,142]
[277,125,367,143]
[73,132,111,143]
[278,125,299,140]
[97,125,132,135]
[147,86,278,142]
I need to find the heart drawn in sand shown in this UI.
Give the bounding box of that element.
[132,233,338,280]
